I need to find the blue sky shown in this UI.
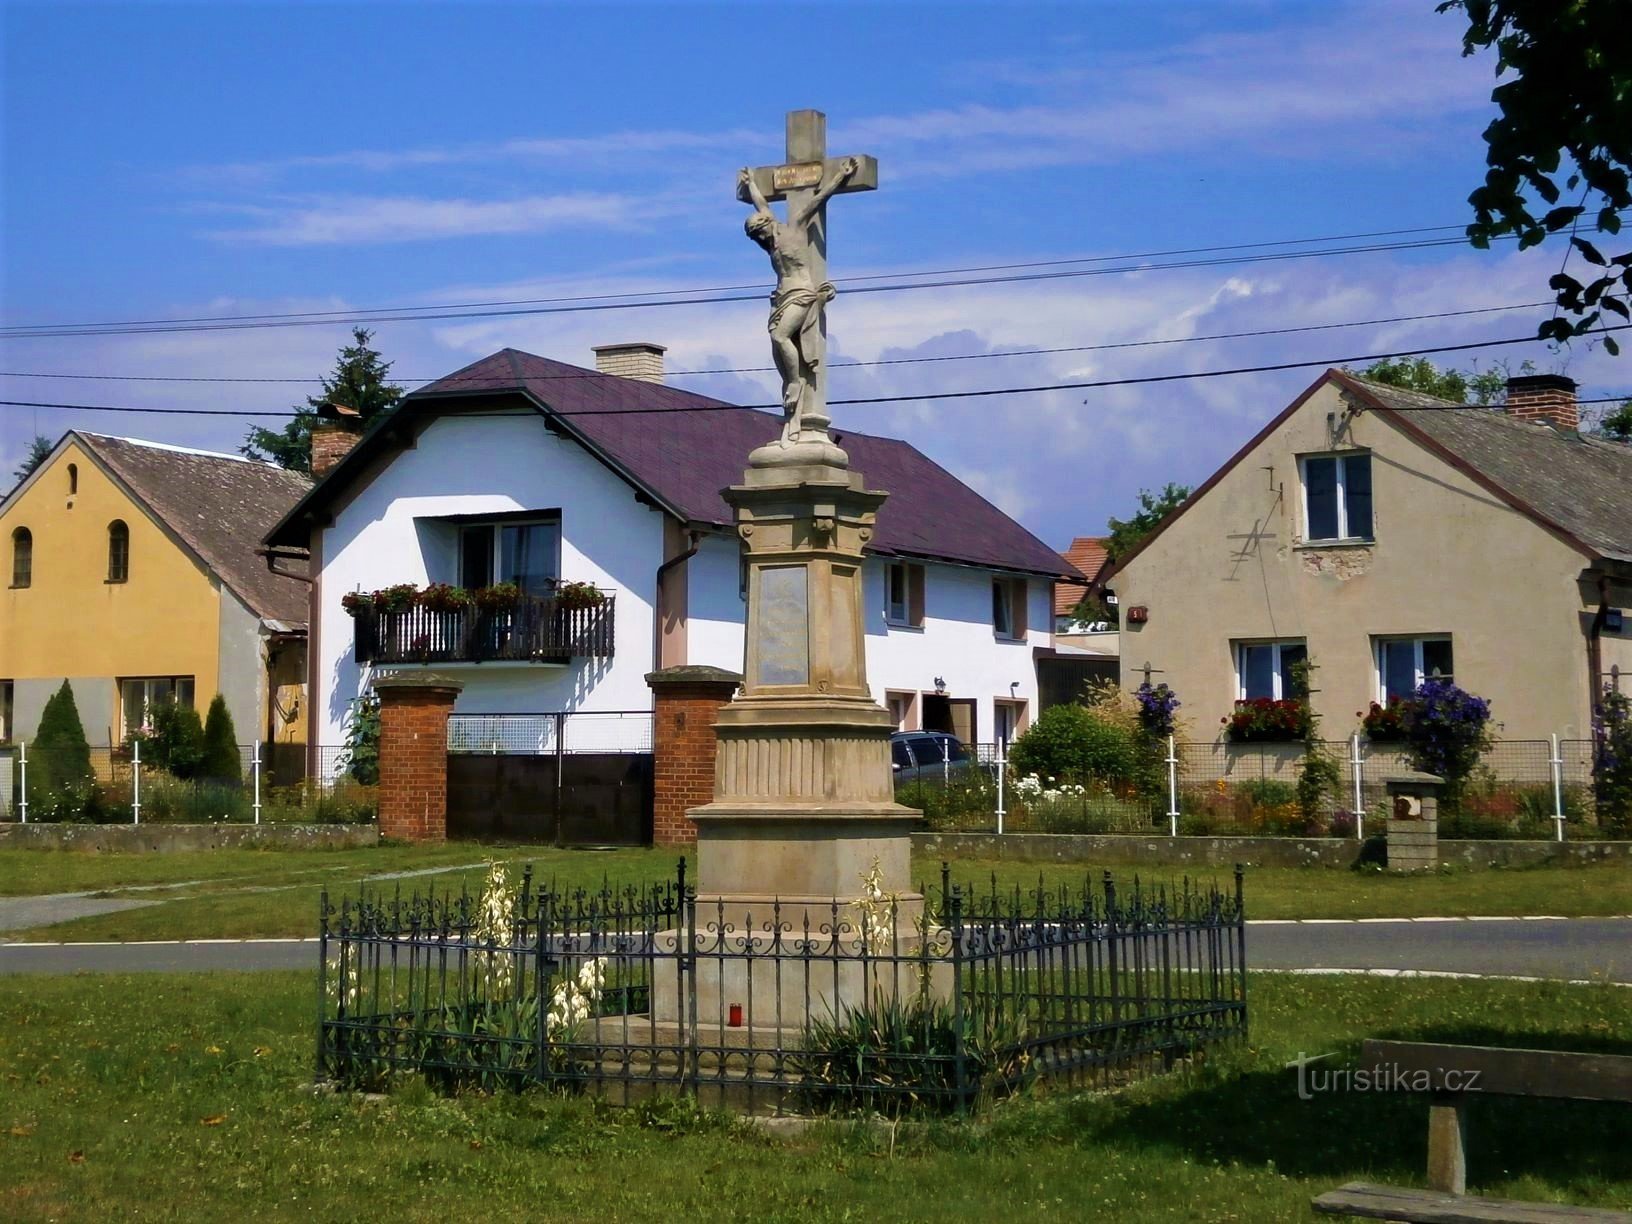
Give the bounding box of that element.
[3,0,1626,547]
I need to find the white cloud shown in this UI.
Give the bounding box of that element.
[204,192,650,246]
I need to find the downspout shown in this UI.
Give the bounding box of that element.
[653,528,703,669]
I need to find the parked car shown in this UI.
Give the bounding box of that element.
[890,730,974,783]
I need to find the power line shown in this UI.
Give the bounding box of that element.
[0,301,1555,385]
[2,222,1478,334]
[2,327,1623,420]
[0,233,1533,342]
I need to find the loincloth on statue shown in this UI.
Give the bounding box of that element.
[767,282,837,337]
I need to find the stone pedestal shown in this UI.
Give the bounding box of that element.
[1385,771,1443,872]
[373,671,463,843]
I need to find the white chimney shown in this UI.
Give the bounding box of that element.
[592,342,666,384]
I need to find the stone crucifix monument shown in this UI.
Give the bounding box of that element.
[690,109,919,935]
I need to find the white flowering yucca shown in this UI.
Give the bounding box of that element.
[546,955,609,1038]
[854,857,896,950]
[472,862,517,997]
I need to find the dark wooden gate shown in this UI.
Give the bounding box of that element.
[447,752,652,845]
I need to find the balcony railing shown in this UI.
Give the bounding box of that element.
[353,595,615,666]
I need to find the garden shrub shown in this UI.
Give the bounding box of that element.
[30,680,94,799]
[1399,679,1492,808]
[1596,687,1632,836]
[145,701,205,779]
[341,695,381,785]
[199,694,241,783]
[1008,693,1159,796]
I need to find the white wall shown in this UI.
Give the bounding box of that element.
[314,413,667,744]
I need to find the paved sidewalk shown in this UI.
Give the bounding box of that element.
[0,893,157,932]
[2,917,1629,981]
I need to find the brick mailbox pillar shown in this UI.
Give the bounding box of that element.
[1385,770,1443,871]
[373,672,464,843]
[646,665,742,847]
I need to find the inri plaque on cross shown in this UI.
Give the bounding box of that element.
[738,110,877,452]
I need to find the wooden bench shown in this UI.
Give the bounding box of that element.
[1311,1040,1632,1223]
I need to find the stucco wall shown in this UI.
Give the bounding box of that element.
[216,590,264,748]
[314,412,668,744]
[1113,380,1600,741]
[0,440,224,742]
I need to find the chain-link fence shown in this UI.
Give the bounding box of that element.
[0,743,374,825]
[899,736,1618,840]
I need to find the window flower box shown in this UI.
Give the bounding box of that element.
[1222,698,1311,743]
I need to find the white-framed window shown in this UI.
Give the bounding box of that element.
[458,519,560,597]
[0,680,13,743]
[885,691,916,732]
[886,561,925,627]
[994,699,1028,747]
[1299,452,1373,543]
[1375,636,1454,702]
[992,578,1027,640]
[1234,639,1308,700]
[119,676,195,738]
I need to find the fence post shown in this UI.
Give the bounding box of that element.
[1351,733,1365,840]
[941,737,950,786]
[1550,733,1565,843]
[252,741,263,826]
[16,739,26,824]
[131,736,142,825]
[995,742,1006,835]
[1166,735,1179,837]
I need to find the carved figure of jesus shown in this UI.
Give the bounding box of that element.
[737,158,859,440]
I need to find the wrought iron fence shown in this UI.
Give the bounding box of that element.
[318,861,1248,1114]
[1,742,372,824]
[353,594,616,666]
[899,737,1614,840]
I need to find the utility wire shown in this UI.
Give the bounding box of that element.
[1,222,1479,334]
[0,300,1554,385]
[2,328,1624,419]
[0,233,1537,341]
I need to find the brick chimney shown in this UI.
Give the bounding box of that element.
[592,342,666,384]
[1504,373,1579,432]
[310,400,362,477]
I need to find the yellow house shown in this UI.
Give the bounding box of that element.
[0,432,311,766]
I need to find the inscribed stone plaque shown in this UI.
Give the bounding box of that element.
[772,161,824,192]
[757,565,810,687]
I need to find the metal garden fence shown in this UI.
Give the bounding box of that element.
[900,736,1612,841]
[0,742,373,824]
[318,861,1248,1114]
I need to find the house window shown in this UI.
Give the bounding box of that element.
[885,691,916,731]
[458,520,560,597]
[67,463,78,496]
[10,528,30,588]
[1300,452,1373,542]
[0,680,12,743]
[119,676,195,738]
[994,699,1028,748]
[992,578,1027,640]
[107,520,129,583]
[1235,640,1308,700]
[1376,636,1453,702]
[886,561,925,627]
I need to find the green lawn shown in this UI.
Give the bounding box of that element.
[1,843,1629,942]
[1,971,1628,1221]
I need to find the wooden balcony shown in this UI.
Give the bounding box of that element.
[353,595,615,666]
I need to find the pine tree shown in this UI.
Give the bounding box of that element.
[31,680,94,797]
[200,695,242,783]
[241,328,404,473]
[11,435,54,488]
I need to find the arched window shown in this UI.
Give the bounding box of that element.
[67,463,78,495]
[10,528,31,588]
[107,520,129,583]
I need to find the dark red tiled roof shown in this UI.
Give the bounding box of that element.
[272,348,1077,579]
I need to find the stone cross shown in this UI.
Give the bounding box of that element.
[738,109,877,448]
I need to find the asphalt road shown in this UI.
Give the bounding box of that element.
[1,918,1628,981]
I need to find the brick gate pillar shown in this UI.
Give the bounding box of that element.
[373,673,464,843]
[646,665,741,847]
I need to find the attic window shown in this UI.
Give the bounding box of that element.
[10,527,30,589]
[1300,452,1373,543]
[107,520,129,583]
[67,463,78,496]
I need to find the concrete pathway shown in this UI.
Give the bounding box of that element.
[0,893,157,932]
[1,917,1629,981]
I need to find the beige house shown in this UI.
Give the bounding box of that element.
[1104,371,1632,742]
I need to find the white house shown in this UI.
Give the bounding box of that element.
[264,344,1080,765]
